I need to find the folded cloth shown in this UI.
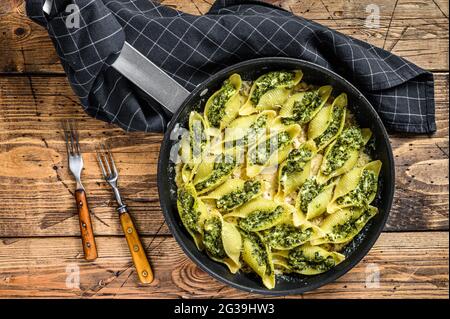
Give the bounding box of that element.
[26,0,436,133]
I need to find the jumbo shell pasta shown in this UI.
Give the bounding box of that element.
[239,70,303,115]
[175,69,381,289]
[308,93,347,151]
[202,211,242,273]
[275,140,317,201]
[204,73,242,129]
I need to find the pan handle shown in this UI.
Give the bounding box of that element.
[112,42,191,114]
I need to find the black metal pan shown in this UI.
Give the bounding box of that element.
[112,42,395,295]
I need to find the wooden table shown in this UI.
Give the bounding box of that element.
[0,0,448,299]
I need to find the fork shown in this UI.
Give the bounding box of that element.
[96,144,154,284]
[62,120,98,261]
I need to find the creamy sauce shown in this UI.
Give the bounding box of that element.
[310,154,323,176]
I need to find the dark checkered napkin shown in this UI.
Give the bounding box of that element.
[26,0,436,133]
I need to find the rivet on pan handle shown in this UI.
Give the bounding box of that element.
[112,42,191,114]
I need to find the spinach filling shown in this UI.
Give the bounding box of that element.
[251,71,295,105]
[207,80,237,128]
[264,224,312,248]
[288,248,336,272]
[337,170,377,206]
[244,231,272,276]
[298,178,324,213]
[195,155,237,192]
[322,127,364,175]
[281,147,313,181]
[249,131,291,165]
[282,90,322,125]
[239,206,284,231]
[329,209,373,241]
[245,114,268,144]
[314,105,344,148]
[216,180,261,211]
[177,189,201,234]
[203,216,226,259]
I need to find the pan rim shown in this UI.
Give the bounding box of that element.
[157,57,395,295]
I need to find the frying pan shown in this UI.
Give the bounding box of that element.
[111,42,395,295]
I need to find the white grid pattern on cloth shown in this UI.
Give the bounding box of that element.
[26,0,436,133]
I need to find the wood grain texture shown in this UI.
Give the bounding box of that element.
[0,232,447,298]
[0,74,447,237]
[0,0,448,300]
[0,0,448,73]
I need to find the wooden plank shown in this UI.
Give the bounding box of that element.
[388,72,449,231]
[0,74,448,236]
[0,232,447,298]
[0,0,448,73]
[0,0,62,73]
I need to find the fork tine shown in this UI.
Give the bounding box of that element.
[67,122,75,154]
[62,120,72,155]
[109,154,118,176]
[105,145,118,176]
[96,148,108,178]
[100,144,112,177]
[67,121,75,155]
[68,120,76,155]
[70,120,81,155]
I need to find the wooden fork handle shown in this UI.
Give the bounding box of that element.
[119,211,154,284]
[75,190,98,261]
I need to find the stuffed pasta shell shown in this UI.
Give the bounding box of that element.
[240,70,303,115]
[175,70,383,290]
